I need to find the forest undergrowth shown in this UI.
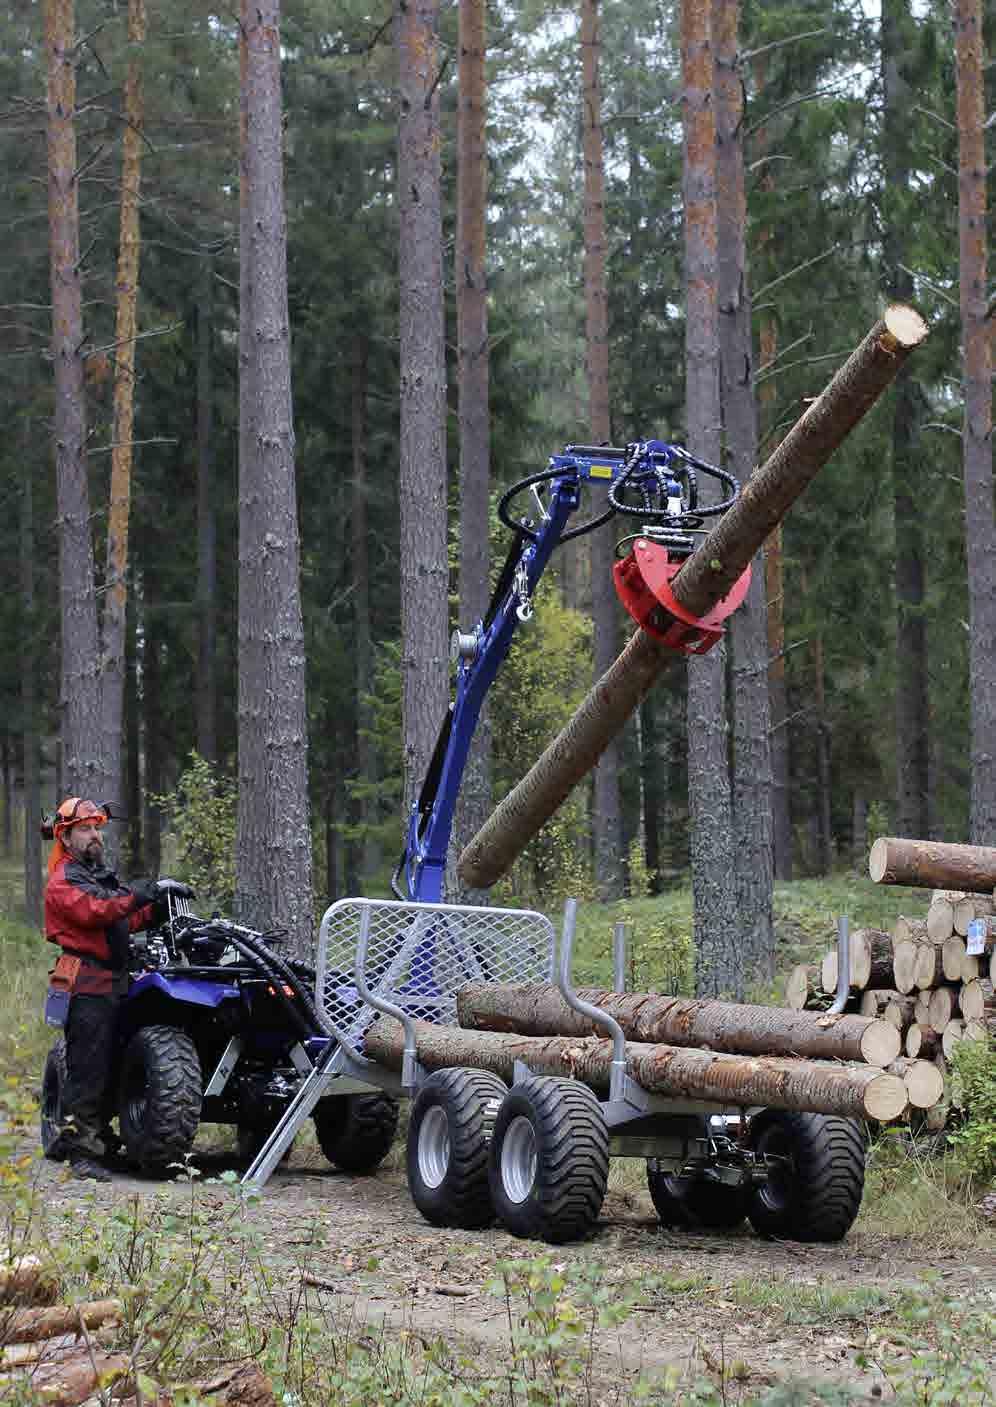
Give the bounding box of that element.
[2,871,996,1403]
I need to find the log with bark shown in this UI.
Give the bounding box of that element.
[0,1349,131,1406]
[458,306,930,890]
[820,928,893,995]
[785,963,826,1011]
[870,837,996,894]
[905,1023,942,1060]
[0,1299,122,1346]
[0,1258,58,1307]
[456,982,902,1065]
[364,1016,909,1121]
[859,989,913,1026]
[954,895,995,936]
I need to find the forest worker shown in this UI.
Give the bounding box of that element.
[43,797,163,1182]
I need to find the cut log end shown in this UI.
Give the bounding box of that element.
[864,1073,910,1123]
[859,1023,901,1067]
[882,303,929,348]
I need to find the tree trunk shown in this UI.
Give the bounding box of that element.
[883,0,930,842]
[870,836,996,893]
[45,0,102,797]
[714,0,773,984]
[100,0,147,844]
[20,451,42,925]
[458,306,929,890]
[350,335,379,882]
[955,0,996,843]
[581,0,622,901]
[397,0,449,819]
[456,982,901,1066]
[196,253,217,765]
[680,0,736,994]
[451,0,491,901]
[235,0,314,953]
[365,1017,908,1121]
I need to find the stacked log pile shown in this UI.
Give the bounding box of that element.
[780,836,996,1130]
[0,1255,277,1407]
[366,982,947,1124]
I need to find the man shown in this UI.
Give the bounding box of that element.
[44,797,160,1181]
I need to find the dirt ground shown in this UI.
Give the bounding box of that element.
[26,1141,996,1402]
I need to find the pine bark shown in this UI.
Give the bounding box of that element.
[20,451,42,925]
[101,0,146,834]
[397,0,449,816]
[680,0,736,994]
[351,335,379,881]
[235,0,314,952]
[456,983,901,1066]
[714,0,773,982]
[883,0,930,841]
[45,0,102,796]
[196,253,217,765]
[365,1017,908,1121]
[451,0,491,901]
[955,0,996,843]
[458,310,929,890]
[581,0,623,901]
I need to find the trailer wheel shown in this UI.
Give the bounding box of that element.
[313,1092,399,1173]
[118,1026,202,1171]
[646,1164,747,1230]
[407,1068,507,1228]
[488,1075,609,1245]
[40,1039,69,1160]
[747,1111,865,1242]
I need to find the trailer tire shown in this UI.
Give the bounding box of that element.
[646,1165,747,1230]
[407,1068,507,1228]
[488,1075,609,1245]
[40,1039,69,1160]
[118,1026,202,1171]
[747,1111,865,1242]
[313,1092,399,1173]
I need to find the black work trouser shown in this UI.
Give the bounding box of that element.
[63,992,121,1159]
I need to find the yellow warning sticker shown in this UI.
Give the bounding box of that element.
[589,464,613,479]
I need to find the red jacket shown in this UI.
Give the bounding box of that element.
[45,855,154,968]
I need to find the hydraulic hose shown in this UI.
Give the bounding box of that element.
[220,932,316,1042]
[228,927,335,1041]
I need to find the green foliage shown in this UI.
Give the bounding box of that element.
[343,641,405,858]
[154,753,237,912]
[948,1038,996,1184]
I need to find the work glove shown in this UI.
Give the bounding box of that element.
[129,877,159,908]
[156,878,195,900]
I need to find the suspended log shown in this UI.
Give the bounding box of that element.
[886,1057,945,1111]
[785,964,824,1011]
[1,1299,122,1346]
[954,895,995,936]
[365,1017,908,1121]
[870,837,996,894]
[926,898,955,944]
[455,983,902,1065]
[458,306,930,889]
[958,978,995,1023]
[905,1024,941,1060]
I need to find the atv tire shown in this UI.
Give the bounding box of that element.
[40,1039,69,1161]
[747,1111,865,1243]
[313,1091,399,1173]
[118,1025,202,1171]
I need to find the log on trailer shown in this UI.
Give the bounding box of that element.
[870,837,996,894]
[459,306,929,890]
[363,1017,908,1121]
[455,982,902,1065]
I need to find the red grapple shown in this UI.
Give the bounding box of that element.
[613,539,752,654]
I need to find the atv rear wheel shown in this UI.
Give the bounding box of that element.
[118,1025,202,1172]
[747,1111,865,1242]
[313,1092,399,1173]
[40,1039,69,1161]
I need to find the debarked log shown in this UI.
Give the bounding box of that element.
[455,982,902,1066]
[870,836,996,894]
[363,1018,909,1121]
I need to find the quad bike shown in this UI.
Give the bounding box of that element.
[40,888,398,1174]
